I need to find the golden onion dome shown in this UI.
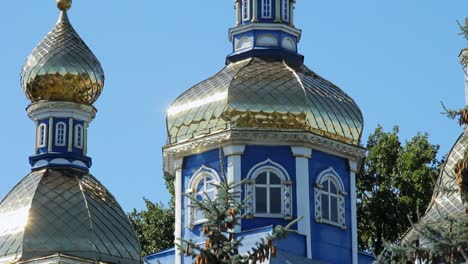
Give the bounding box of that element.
[166,57,364,146]
[21,0,104,105]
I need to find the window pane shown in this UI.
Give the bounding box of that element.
[330,196,338,223]
[269,173,281,184]
[270,187,282,214]
[329,181,338,194]
[255,187,267,213]
[321,193,329,221]
[196,194,203,202]
[323,180,329,192]
[197,181,204,193]
[256,172,267,184]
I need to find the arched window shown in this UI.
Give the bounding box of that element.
[314,168,346,228]
[74,124,84,149]
[262,0,272,18]
[245,159,292,219]
[254,170,283,215]
[242,0,250,21]
[282,0,290,22]
[187,166,221,227]
[37,123,47,148]
[55,122,66,146]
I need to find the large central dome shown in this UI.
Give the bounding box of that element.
[167,57,363,145]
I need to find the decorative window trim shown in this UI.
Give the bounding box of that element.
[37,123,47,148]
[314,167,346,229]
[261,0,272,18]
[55,122,67,147]
[282,0,290,22]
[257,34,278,47]
[242,0,251,21]
[245,159,292,219]
[74,124,84,149]
[186,165,221,228]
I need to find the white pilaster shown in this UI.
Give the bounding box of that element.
[289,0,295,26]
[48,117,54,152]
[83,122,89,155]
[174,158,184,264]
[349,160,359,264]
[275,0,281,22]
[252,0,258,22]
[235,0,241,26]
[223,145,245,233]
[67,118,73,152]
[291,146,312,259]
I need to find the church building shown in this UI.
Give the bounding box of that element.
[147,0,374,263]
[0,1,141,263]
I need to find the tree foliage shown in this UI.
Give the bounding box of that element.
[458,18,468,43]
[128,198,175,256]
[178,178,299,264]
[357,125,440,255]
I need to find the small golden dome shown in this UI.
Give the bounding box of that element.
[21,3,104,105]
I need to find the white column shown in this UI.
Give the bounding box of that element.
[223,145,246,233]
[275,0,281,22]
[235,0,241,26]
[174,158,184,264]
[48,117,54,152]
[291,146,312,259]
[349,160,359,264]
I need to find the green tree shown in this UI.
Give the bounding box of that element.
[128,198,175,256]
[357,125,440,255]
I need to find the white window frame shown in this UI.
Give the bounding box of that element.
[37,123,47,148]
[253,169,284,217]
[282,0,290,22]
[186,165,221,228]
[314,167,347,229]
[242,0,250,22]
[261,0,272,18]
[245,159,293,219]
[74,124,84,149]
[55,122,67,147]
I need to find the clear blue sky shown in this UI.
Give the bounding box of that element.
[0,1,467,213]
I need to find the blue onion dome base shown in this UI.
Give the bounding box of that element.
[167,57,364,146]
[21,11,104,105]
[0,168,141,264]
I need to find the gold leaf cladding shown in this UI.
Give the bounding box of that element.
[21,11,104,105]
[166,57,363,146]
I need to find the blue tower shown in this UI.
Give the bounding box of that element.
[148,1,372,263]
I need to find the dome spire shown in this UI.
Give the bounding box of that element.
[21,0,104,172]
[57,0,72,11]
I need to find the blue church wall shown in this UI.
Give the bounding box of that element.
[240,145,297,231]
[181,148,227,243]
[309,150,353,264]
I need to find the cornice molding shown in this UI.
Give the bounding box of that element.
[228,23,302,42]
[163,130,365,159]
[27,101,97,122]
